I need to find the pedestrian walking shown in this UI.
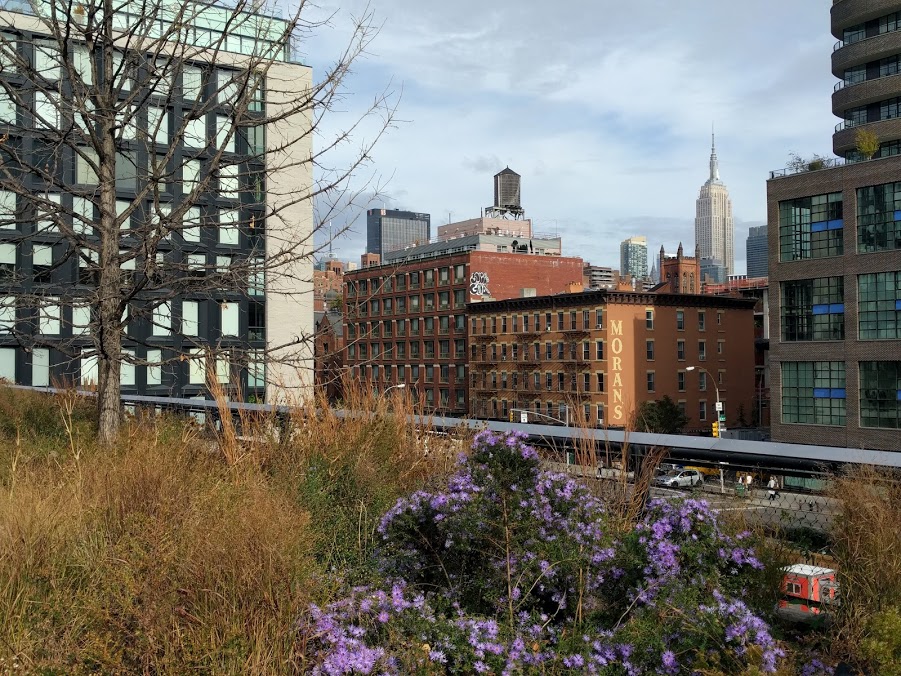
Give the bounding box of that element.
[767,476,778,501]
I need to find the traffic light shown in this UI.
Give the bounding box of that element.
[509,410,515,423]
[711,421,719,437]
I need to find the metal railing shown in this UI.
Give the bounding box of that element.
[769,157,846,179]
[12,382,901,473]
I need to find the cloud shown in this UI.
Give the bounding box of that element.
[302,0,836,275]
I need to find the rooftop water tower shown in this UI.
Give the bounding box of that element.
[486,167,525,219]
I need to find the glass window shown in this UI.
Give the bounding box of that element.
[781,277,845,341]
[678,371,685,392]
[32,348,50,386]
[70,305,90,335]
[184,116,207,148]
[676,310,684,330]
[646,339,654,360]
[677,340,685,360]
[0,242,14,280]
[781,361,846,426]
[779,192,843,261]
[32,244,53,283]
[183,159,201,193]
[146,349,162,386]
[188,348,206,384]
[34,92,60,129]
[645,310,653,329]
[34,39,59,80]
[218,163,240,199]
[219,208,239,245]
[858,272,901,339]
[0,87,14,126]
[182,65,203,101]
[221,302,238,336]
[647,371,655,393]
[147,106,169,145]
[860,361,901,429]
[216,115,234,153]
[0,296,14,332]
[0,347,14,381]
[857,182,901,253]
[182,300,199,335]
[38,298,60,334]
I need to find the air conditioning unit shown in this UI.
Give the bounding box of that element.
[596,323,603,329]
[502,356,507,361]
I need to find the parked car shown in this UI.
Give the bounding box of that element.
[654,469,704,488]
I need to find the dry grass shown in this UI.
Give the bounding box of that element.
[827,464,901,663]
[0,383,456,673]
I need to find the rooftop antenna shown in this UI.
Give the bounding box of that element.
[327,221,336,259]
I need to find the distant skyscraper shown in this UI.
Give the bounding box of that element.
[620,236,648,279]
[746,225,768,278]
[695,133,735,276]
[700,257,727,285]
[367,209,431,255]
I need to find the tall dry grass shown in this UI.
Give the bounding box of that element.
[827,464,901,664]
[0,382,456,673]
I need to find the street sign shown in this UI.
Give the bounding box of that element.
[520,411,528,424]
[718,412,726,424]
[715,402,723,412]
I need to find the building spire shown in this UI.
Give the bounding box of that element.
[709,123,720,183]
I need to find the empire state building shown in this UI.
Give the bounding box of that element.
[694,134,734,276]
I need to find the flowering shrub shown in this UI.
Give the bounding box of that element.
[301,430,814,674]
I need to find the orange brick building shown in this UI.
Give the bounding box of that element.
[343,250,584,413]
[467,290,757,431]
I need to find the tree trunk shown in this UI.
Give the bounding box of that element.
[95,26,122,446]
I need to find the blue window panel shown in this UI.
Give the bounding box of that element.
[897,390,901,401]
[831,388,846,399]
[812,304,830,315]
[896,300,901,310]
[827,219,844,230]
[811,221,827,233]
[813,388,830,398]
[894,210,901,221]
[828,303,845,314]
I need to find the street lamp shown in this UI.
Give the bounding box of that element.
[384,383,406,395]
[685,366,721,417]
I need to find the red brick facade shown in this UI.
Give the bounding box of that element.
[468,291,756,432]
[343,252,584,413]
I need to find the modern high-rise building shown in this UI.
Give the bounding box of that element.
[765,0,901,452]
[0,3,313,402]
[366,209,430,256]
[700,258,727,286]
[832,1,901,160]
[695,134,735,276]
[746,225,769,278]
[620,236,648,279]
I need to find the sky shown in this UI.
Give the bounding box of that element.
[299,0,837,274]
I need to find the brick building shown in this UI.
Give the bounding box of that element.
[659,244,702,293]
[313,259,345,312]
[343,250,584,413]
[314,310,345,404]
[767,157,901,450]
[763,0,901,451]
[467,291,756,431]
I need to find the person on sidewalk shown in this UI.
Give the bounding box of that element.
[767,476,778,501]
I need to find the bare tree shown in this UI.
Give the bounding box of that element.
[0,0,396,443]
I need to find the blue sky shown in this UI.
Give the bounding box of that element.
[301,0,837,273]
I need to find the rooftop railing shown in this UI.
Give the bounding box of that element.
[769,157,846,180]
